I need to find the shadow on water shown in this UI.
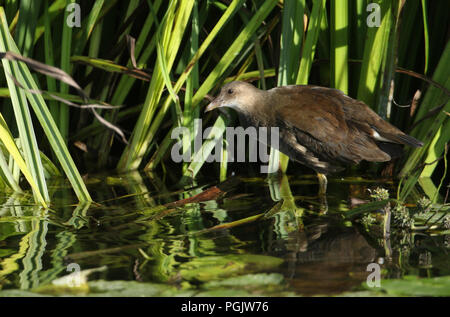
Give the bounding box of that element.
[0,170,449,296]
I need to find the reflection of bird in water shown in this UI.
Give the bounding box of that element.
[271,224,377,295]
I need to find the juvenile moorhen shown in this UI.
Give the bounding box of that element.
[205,81,423,195]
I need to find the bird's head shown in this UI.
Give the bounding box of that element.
[204,81,262,114]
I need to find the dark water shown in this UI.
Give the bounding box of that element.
[0,171,448,296]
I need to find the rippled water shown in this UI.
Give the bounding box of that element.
[0,171,448,296]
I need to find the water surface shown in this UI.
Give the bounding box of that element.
[0,171,448,296]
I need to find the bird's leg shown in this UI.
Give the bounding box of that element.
[317,173,328,196]
[316,172,328,213]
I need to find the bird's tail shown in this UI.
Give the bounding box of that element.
[377,132,424,148]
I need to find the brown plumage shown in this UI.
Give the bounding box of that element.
[205,81,423,177]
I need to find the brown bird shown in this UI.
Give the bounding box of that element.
[205,81,423,195]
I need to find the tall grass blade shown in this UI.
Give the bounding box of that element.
[421,0,430,75]
[269,0,304,174]
[296,0,326,85]
[0,13,49,204]
[117,0,195,171]
[330,0,348,94]
[357,0,393,116]
[72,0,105,56]
[0,8,91,202]
[15,0,41,57]
[59,0,75,142]
[182,1,200,175]
[0,113,47,206]
[399,42,450,199]
[43,0,59,123]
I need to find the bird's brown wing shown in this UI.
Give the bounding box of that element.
[338,94,424,147]
[271,86,392,165]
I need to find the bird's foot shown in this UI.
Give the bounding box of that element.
[319,195,328,214]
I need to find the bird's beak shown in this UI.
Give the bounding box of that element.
[204,98,221,113]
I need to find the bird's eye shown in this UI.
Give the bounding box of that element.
[227,88,234,94]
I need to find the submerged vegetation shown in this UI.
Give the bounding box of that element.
[0,0,449,297]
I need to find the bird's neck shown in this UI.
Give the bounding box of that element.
[239,89,273,127]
